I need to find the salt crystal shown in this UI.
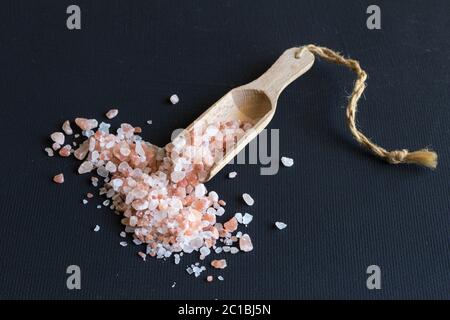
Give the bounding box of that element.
[281,156,294,167]
[44,147,54,157]
[75,118,98,131]
[138,252,146,261]
[169,94,179,105]
[234,212,243,223]
[105,161,117,173]
[215,247,223,254]
[242,193,254,206]
[53,173,64,184]
[146,120,152,125]
[82,199,88,204]
[97,205,101,209]
[218,276,224,281]
[199,246,211,257]
[119,241,127,247]
[94,225,100,232]
[105,109,119,119]
[74,134,80,138]
[242,213,253,225]
[52,142,61,151]
[174,254,180,265]
[275,221,287,230]
[120,231,126,238]
[230,247,239,254]
[133,238,143,245]
[78,161,93,174]
[103,199,110,206]
[211,259,227,269]
[62,120,73,135]
[206,275,213,282]
[50,132,65,145]
[228,171,237,179]
[194,184,207,197]
[216,207,225,216]
[239,234,253,252]
[58,145,71,157]
[208,191,219,202]
[97,166,109,178]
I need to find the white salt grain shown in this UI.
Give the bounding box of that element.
[120,241,128,247]
[281,156,294,167]
[44,147,54,157]
[96,205,101,209]
[235,212,243,223]
[171,282,176,288]
[146,120,152,125]
[242,193,254,206]
[50,132,65,145]
[94,225,100,232]
[82,199,88,205]
[105,109,119,119]
[228,171,237,179]
[275,221,287,230]
[133,238,143,245]
[216,207,225,216]
[170,94,179,105]
[120,231,126,238]
[218,276,224,281]
[174,254,180,265]
[230,247,239,254]
[242,213,253,225]
[62,120,73,135]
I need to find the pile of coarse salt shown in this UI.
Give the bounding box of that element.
[45,113,255,278]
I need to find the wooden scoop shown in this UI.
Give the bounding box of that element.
[186,47,315,181]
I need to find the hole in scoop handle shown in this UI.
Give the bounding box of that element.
[250,47,315,102]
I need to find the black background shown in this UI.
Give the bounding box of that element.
[0,0,449,299]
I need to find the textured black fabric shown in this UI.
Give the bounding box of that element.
[0,0,449,299]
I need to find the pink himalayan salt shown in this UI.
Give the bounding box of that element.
[51,117,253,262]
[105,109,119,119]
[50,132,65,145]
[62,120,73,135]
[53,173,64,184]
[206,275,213,282]
[58,145,72,157]
[239,234,253,252]
[211,259,227,269]
[224,217,238,233]
[75,118,98,131]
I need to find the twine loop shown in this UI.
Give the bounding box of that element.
[297,44,437,169]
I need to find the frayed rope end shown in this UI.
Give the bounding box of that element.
[387,149,438,169]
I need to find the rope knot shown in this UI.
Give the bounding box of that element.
[386,149,409,164]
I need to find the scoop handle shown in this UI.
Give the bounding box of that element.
[247,47,315,102]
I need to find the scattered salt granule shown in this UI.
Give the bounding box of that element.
[94,225,100,232]
[87,192,93,198]
[211,259,227,269]
[230,247,239,254]
[138,251,146,261]
[120,231,126,238]
[82,199,88,205]
[78,161,93,174]
[235,212,243,224]
[169,94,179,105]
[44,147,54,157]
[146,120,152,125]
[239,234,253,252]
[218,276,224,281]
[171,282,176,288]
[242,193,254,206]
[275,221,287,230]
[53,173,64,184]
[52,142,61,151]
[206,275,213,282]
[96,205,101,209]
[242,213,253,225]
[59,145,72,157]
[74,133,80,138]
[120,241,127,247]
[174,254,181,265]
[62,120,73,135]
[228,171,237,179]
[281,156,294,167]
[50,132,65,145]
[75,118,98,131]
[224,217,238,232]
[105,109,119,119]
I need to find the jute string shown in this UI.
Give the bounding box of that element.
[296,45,437,169]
